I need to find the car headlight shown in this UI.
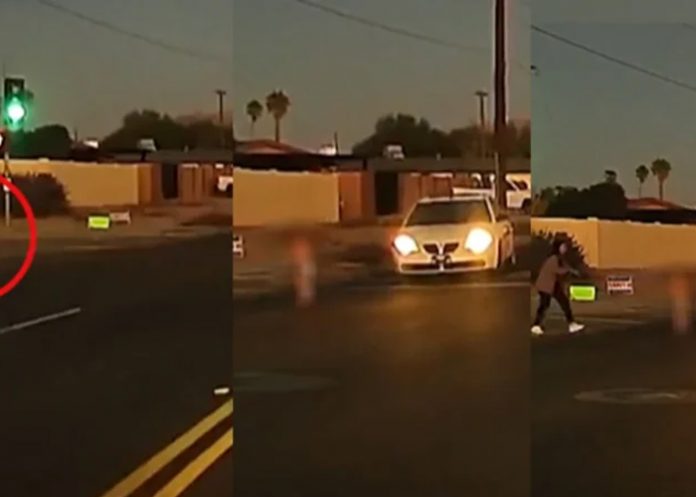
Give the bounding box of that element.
[393,234,419,256]
[465,228,493,254]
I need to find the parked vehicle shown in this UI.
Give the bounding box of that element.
[453,173,531,211]
[217,174,234,197]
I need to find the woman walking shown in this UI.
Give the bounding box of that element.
[531,238,585,336]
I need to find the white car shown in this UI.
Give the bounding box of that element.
[453,173,531,211]
[392,195,516,275]
[217,174,234,197]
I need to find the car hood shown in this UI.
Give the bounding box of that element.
[398,222,494,242]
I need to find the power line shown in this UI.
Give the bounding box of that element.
[288,0,485,52]
[532,25,696,94]
[288,0,531,72]
[33,0,226,63]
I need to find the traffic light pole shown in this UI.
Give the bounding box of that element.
[3,149,10,227]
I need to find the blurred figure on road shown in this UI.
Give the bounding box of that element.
[291,233,317,307]
[532,238,585,336]
[669,271,692,335]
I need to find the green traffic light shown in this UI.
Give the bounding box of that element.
[6,97,26,124]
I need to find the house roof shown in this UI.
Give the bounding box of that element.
[107,149,235,164]
[235,139,308,154]
[360,157,530,173]
[627,197,685,210]
[98,145,530,173]
[234,153,360,171]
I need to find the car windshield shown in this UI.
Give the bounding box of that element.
[406,200,491,226]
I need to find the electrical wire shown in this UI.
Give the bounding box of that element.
[33,0,226,63]
[532,25,696,94]
[289,0,474,51]
[288,0,531,72]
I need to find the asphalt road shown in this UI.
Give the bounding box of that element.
[0,235,232,497]
[234,272,529,497]
[533,322,696,497]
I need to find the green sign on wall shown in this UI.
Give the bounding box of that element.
[88,216,111,230]
[570,284,597,302]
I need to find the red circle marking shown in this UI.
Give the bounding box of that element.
[0,176,37,297]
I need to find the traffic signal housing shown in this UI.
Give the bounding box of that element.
[0,128,7,156]
[3,77,29,132]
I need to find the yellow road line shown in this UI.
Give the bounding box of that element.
[152,429,233,497]
[100,400,233,497]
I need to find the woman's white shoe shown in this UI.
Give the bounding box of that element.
[568,322,585,334]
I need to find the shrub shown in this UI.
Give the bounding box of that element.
[1,173,69,218]
[543,182,628,219]
[530,231,588,279]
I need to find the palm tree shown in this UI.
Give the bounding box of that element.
[635,164,649,198]
[245,100,263,138]
[265,90,290,142]
[651,158,672,201]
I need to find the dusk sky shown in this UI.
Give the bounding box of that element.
[9,0,696,205]
[534,0,696,24]
[0,0,530,149]
[0,0,233,139]
[533,22,696,206]
[233,0,530,149]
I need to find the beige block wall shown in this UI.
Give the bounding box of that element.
[233,168,340,227]
[11,160,148,207]
[597,221,696,268]
[532,217,696,269]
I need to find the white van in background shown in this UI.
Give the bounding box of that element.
[453,173,531,211]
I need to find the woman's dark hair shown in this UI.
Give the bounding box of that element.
[551,237,567,256]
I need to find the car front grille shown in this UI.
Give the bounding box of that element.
[401,260,485,272]
[422,243,439,255]
[422,242,459,255]
[443,242,459,253]
[449,260,486,269]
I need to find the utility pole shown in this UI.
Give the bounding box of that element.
[2,62,9,227]
[215,89,227,149]
[3,136,10,227]
[229,107,236,155]
[493,0,508,210]
[475,90,488,158]
[333,131,340,154]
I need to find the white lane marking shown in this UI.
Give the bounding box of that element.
[0,307,82,336]
[349,281,529,292]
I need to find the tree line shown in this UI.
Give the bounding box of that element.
[634,159,671,201]
[603,158,672,201]
[7,87,529,159]
[245,90,290,142]
[351,113,529,158]
[536,158,677,220]
[243,93,531,159]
